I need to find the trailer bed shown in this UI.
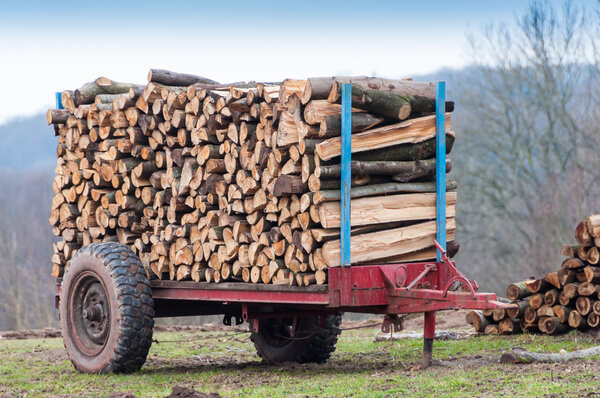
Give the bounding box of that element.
[151,280,329,305]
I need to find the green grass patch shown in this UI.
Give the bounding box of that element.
[0,328,599,397]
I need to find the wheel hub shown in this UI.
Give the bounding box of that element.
[68,272,111,355]
[81,283,109,344]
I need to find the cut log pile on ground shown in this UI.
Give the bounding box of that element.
[48,69,458,286]
[467,214,600,335]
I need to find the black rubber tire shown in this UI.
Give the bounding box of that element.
[59,242,154,373]
[251,313,342,363]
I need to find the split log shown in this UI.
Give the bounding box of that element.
[545,272,560,289]
[353,133,455,162]
[320,219,456,267]
[315,114,451,161]
[575,221,593,246]
[586,214,600,237]
[525,278,551,294]
[316,192,456,228]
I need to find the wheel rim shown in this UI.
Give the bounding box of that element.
[261,318,296,347]
[67,271,110,356]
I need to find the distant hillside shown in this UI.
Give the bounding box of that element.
[0,114,56,172]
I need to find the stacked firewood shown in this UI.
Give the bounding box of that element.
[467,214,600,334]
[48,69,458,286]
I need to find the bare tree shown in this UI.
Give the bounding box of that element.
[452,0,600,292]
[0,171,56,330]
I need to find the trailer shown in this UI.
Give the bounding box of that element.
[55,82,504,373]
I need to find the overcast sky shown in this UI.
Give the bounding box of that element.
[0,0,589,125]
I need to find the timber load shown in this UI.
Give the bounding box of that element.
[47,70,458,286]
[466,214,600,335]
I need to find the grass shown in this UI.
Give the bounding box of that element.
[1,326,600,397]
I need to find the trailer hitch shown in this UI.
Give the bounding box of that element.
[434,240,478,298]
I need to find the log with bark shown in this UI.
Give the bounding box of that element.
[472,212,600,336]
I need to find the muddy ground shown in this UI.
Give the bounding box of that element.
[3,311,599,397]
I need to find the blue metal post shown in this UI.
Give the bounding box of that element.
[340,84,352,267]
[55,92,63,109]
[435,82,446,262]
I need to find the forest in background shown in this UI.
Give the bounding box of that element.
[0,1,598,330]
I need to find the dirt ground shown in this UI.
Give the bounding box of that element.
[0,322,249,340]
[3,311,599,397]
[108,386,221,398]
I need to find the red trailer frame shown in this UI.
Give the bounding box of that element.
[146,245,504,366]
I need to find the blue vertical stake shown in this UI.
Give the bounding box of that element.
[340,84,352,267]
[55,92,63,110]
[435,82,446,262]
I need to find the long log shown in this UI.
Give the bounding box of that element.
[319,113,385,136]
[148,69,218,86]
[353,133,455,162]
[331,83,411,120]
[317,192,456,229]
[313,180,457,205]
[328,80,455,113]
[320,218,456,267]
[315,159,449,180]
[315,114,451,161]
[360,240,459,263]
[327,78,436,102]
[501,345,600,364]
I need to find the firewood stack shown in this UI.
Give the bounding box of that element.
[47,69,458,286]
[466,214,600,335]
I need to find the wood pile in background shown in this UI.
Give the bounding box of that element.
[47,69,458,286]
[466,214,600,334]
